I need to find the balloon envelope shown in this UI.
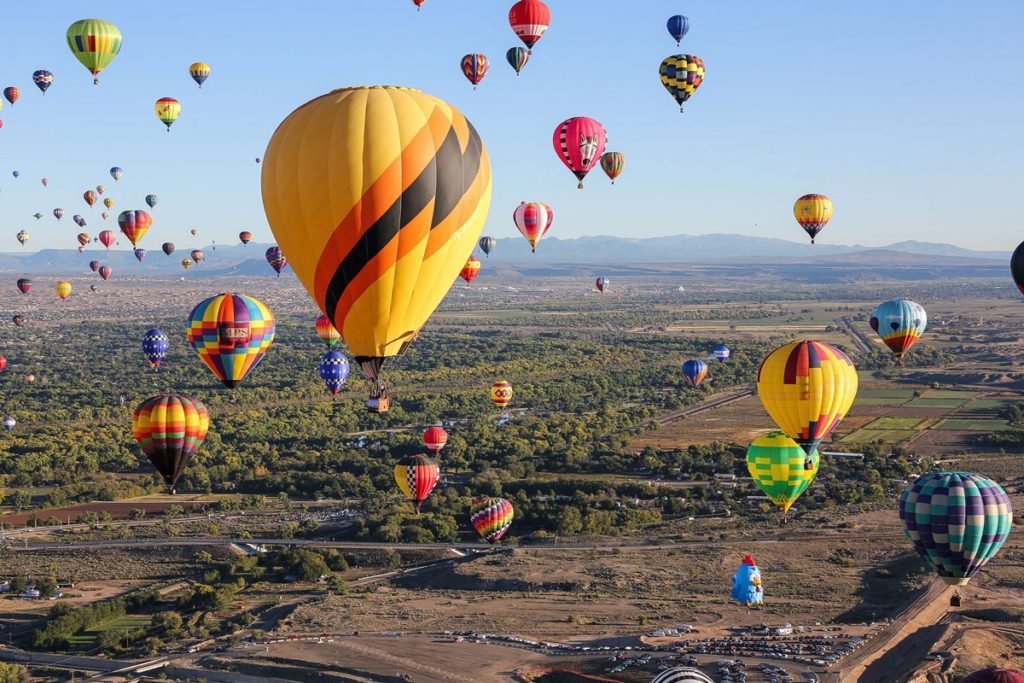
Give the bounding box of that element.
[186,292,276,389]
[746,431,819,514]
[394,454,439,509]
[423,426,447,455]
[132,394,209,488]
[794,194,832,243]
[318,350,350,395]
[552,117,607,188]
[67,19,122,84]
[870,299,927,359]
[682,359,708,386]
[142,328,170,367]
[470,497,514,543]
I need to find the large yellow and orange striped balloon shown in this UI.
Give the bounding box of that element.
[261,86,492,390]
[756,340,857,455]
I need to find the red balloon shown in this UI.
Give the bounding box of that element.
[423,426,448,455]
[0,356,7,372]
[89,260,101,272]
[98,266,112,281]
[509,0,550,52]
[98,230,116,249]
[552,117,608,189]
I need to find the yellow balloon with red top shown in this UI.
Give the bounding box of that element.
[260,86,492,404]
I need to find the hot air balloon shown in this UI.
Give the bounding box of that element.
[870,299,927,362]
[478,236,496,257]
[32,70,53,94]
[265,246,287,276]
[0,356,6,372]
[460,54,489,89]
[55,281,72,299]
[16,230,28,246]
[142,329,170,368]
[12,171,19,178]
[412,0,426,9]
[239,231,253,245]
[12,315,24,327]
[118,210,152,247]
[599,152,625,184]
[756,340,858,455]
[1012,241,1024,295]
[25,373,35,383]
[491,380,513,407]
[73,214,86,227]
[666,15,690,46]
[133,394,209,491]
[394,454,439,511]
[77,233,89,247]
[103,198,114,210]
[83,190,97,207]
[189,62,210,88]
[98,230,116,249]
[96,185,105,194]
[793,194,832,244]
[17,278,31,294]
[89,260,100,272]
[162,242,175,256]
[155,97,180,131]
[42,178,49,187]
[2,417,15,431]
[186,292,276,389]
[713,345,730,362]
[3,87,19,106]
[423,426,448,455]
[117,395,126,407]
[513,201,553,252]
[145,194,157,208]
[67,19,122,84]
[682,359,708,386]
[470,497,514,543]
[318,350,350,395]
[181,258,193,271]
[506,47,529,75]
[260,86,491,414]
[460,257,480,285]
[33,213,43,221]
[53,208,64,220]
[651,669,713,683]
[961,668,1024,683]
[659,54,705,112]
[552,117,607,188]
[134,248,147,262]
[508,0,550,53]
[255,157,261,164]
[98,266,111,281]
[90,284,97,292]
[746,431,819,521]
[190,228,198,236]
[190,249,204,264]
[315,314,340,348]
[899,472,1012,586]
[730,554,764,606]
[595,276,609,292]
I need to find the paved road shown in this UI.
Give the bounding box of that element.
[657,386,756,426]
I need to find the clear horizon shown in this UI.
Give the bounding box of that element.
[0,1,1020,252]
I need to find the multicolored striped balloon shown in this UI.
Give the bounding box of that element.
[16,278,31,294]
[513,201,553,252]
[659,54,705,113]
[3,87,19,106]
[239,231,253,245]
[682,359,708,386]
[870,299,927,361]
[899,472,1012,586]
[118,210,152,247]
[600,152,625,184]
[318,350,350,395]
[757,340,857,455]
[32,70,53,94]
[315,314,341,348]
[394,454,439,510]
[471,497,514,543]
[506,47,529,75]
[186,292,276,389]
[142,328,170,368]
[133,394,209,489]
[746,431,819,516]
[66,19,122,84]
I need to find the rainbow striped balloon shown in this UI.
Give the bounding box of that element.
[394,454,439,510]
[187,292,275,389]
[133,394,209,489]
[470,497,514,543]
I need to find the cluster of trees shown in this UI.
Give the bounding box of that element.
[32,597,128,649]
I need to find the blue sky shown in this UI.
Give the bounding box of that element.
[1,0,1021,252]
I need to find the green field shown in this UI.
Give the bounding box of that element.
[905,398,972,408]
[67,615,151,647]
[841,428,918,444]
[865,417,923,430]
[962,399,1006,410]
[922,390,981,399]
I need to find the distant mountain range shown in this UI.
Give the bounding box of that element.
[0,235,1009,276]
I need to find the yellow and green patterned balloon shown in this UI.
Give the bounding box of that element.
[746,431,819,518]
[66,19,122,84]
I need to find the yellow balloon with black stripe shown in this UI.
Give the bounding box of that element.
[260,86,492,399]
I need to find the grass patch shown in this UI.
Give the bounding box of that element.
[905,398,970,408]
[865,417,923,430]
[841,428,917,444]
[923,390,980,399]
[967,399,1009,410]
[854,397,912,407]
[934,419,1012,431]
[67,615,151,648]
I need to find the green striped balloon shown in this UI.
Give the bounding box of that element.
[899,472,1012,585]
[66,19,122,84]
[746,431,819,516]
